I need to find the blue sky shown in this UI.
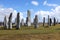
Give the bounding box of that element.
[0,0,60,11]
[0,0,60,22]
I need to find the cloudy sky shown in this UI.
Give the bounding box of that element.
[0,0,60,23]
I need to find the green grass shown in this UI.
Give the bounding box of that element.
[0,24,60,40]
[0,24,60,35]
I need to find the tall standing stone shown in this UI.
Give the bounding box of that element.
[16,12,20,29]
[8,13,12,29]
[43,17,45,27]
[57,19,58,24]
[53,17,56,26]
[26,17,28,26]
[48,15,50,27]
[50,18,52,26]
[33,15,38,28]
[27,10,31,26]
[4,16,8,29]
[21,19,24,26]
[15,18,17,26]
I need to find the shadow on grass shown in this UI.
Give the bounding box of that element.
[55,28,60,30]
[44,26,49,28]
[0,26,34,30]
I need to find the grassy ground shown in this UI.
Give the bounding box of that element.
[0,24,60,40]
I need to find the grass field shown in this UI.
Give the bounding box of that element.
[0,24,60,40]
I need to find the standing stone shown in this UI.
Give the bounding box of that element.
[27,10,31,26]
[8,13,12,29]
[34,15,38,28]
[53,17,56,26]
[16,12,20,29]
[48,15,50,27]
[21,19,24,26]
[50,18,52,26]
[4,16,8,29]
[15,18,17,26]
[57,19,58,24]
[26,17,28,26]
[43,17,45,27]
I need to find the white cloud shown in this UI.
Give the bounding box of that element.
[0,8,17,22]
[31,1,39,6]
[43,1,58,7]
[43,1,47,5]
[35,6,60,22]
[53,6,60,19]
[0,7,24,23]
